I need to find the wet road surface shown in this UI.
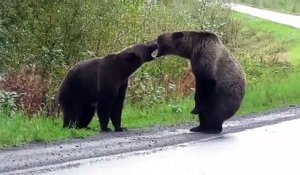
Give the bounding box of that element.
[1,106,299,175]
[37,118,300,175]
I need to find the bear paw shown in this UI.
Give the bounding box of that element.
[115,127,127,132]
[189,126,202,132]
[200,129,222,134]
[190,126,222,134]
[101,127,112,132]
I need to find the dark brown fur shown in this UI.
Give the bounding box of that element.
[58,42,157,132]
[156,31,245,134]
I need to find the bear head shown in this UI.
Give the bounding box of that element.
[120,41,158,66]
[112,41,157,77]
[156,31,219,59]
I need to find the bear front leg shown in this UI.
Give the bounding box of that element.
[191,77,201,115]
[77,106,96,129]
[97,88,116,132]
[110,81,128,132]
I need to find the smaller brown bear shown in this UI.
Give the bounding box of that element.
[58,41,157,132]
[156,31,246,134]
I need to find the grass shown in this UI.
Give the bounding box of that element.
[239,69,300,114]
[232,12,300,112]
[0,99,196,148]
[235,12,300,65]
[0,111,95,148]
[1,10,300,148]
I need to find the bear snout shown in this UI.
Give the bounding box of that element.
[155,44,167,58]
[143,41,158,62]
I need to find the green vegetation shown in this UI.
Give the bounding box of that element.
[233,12,300,113]
[0,0,234,113]
[240,70,300,114]
[0,111,94,148]
[234,0,300,14]
[235,13,300,65]
[1,1,300,147]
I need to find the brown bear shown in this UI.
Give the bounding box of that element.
[58,41,157,132]
[156,31,246,134]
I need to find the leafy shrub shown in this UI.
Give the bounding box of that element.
[0,68,45,114]
[168,104,183,113]
[0,90,19,116]
[127,72,166,107]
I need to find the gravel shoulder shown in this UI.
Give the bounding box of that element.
[0,106,299,175]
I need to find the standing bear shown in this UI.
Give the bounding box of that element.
[156,31,246,134]
[58,41,157,132]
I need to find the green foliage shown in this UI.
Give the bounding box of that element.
[239,69,300,114]
[128,72,166,107]
[232,12,300,113]
[0,0,235,113]
[0,110,94,148]
[168,104,183,113]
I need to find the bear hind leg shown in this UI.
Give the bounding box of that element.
[190,108,224,134]
[190,116,223,134]
[62,107,82,128]
[200,116,223,134]
[77,105,95,129]
[191,78,216,115]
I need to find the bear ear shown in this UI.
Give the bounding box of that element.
[124,52,140,64]
[172,32,184,39]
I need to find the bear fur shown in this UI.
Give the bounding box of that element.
[156,31,246,134]
[58,41,157,132]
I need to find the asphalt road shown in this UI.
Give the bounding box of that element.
[42,117,300,175]
[230,3,300,28]
[1,106,299,175]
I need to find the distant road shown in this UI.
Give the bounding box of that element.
[230,3,300,29]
